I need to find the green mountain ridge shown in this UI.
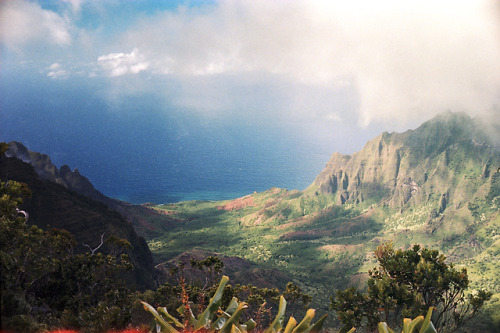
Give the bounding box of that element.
[311,111,497,208]
[124,112,499,330]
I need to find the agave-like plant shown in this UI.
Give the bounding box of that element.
[377,308,437,333]
[141,275,327,333]
[142,276,439,333]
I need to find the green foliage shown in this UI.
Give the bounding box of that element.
[0,179,32,217]
[331,287,378,332]
[331,243,492,332]
[128,144,499,330]
[142,275,327,333]
[151,257,312,331]
[0,179,136,332]
[141,193,370,310]
[2,115,499,331]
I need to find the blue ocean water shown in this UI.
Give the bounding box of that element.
[76,116,331,204]
[0,76,334,204]
[3,116,330,204]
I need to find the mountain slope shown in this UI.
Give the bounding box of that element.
[5,141,138,219]
[125,112,499,328]
[310,111,497,209]
[0,149,158,290]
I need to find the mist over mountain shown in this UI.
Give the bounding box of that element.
[2,1,500,331]
[311,112,499,208]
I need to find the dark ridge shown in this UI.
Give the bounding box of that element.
[0,153,158,290]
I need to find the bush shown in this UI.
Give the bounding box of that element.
[331,242,491,332]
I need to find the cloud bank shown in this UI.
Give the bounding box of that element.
[1,0,499,129]
[122,0,500,126]
[0,1,72,49]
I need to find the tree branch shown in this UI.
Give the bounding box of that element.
[82,232,105,255]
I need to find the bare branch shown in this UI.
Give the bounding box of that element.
[82,232,105,255]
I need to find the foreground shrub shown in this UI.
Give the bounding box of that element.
[0,176,134,333]
[142,275,327,333]
[331,242,491,332]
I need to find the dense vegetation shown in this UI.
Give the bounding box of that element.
[0,174,458,333]
[331,242,491,332]
[0,176,134,331]
[142,275,326,333]
[0,176,493,332]
[1,142,158,291]
[0,172,312,330]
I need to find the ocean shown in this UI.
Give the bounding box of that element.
[6,121,331,204]
[56,119,332,204]
[1,88,332,204]
[0,75,363,204]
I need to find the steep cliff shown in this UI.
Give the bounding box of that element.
[309,112,499,210]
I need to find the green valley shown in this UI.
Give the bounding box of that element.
[124,112,500,329]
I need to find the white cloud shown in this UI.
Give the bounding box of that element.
[46,62,69,79]
[116,0,500,126]
[97,48,150,77]
[49,63,62,70]
[0,0,72,50]
[2,0,498,129]
[62,0,84,14]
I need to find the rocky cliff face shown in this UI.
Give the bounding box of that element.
[7,141,110,203]
[6,141,138,223]
[310,112,499,210]
[0,149,157,290]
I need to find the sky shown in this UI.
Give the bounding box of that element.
[1,0,500,201]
